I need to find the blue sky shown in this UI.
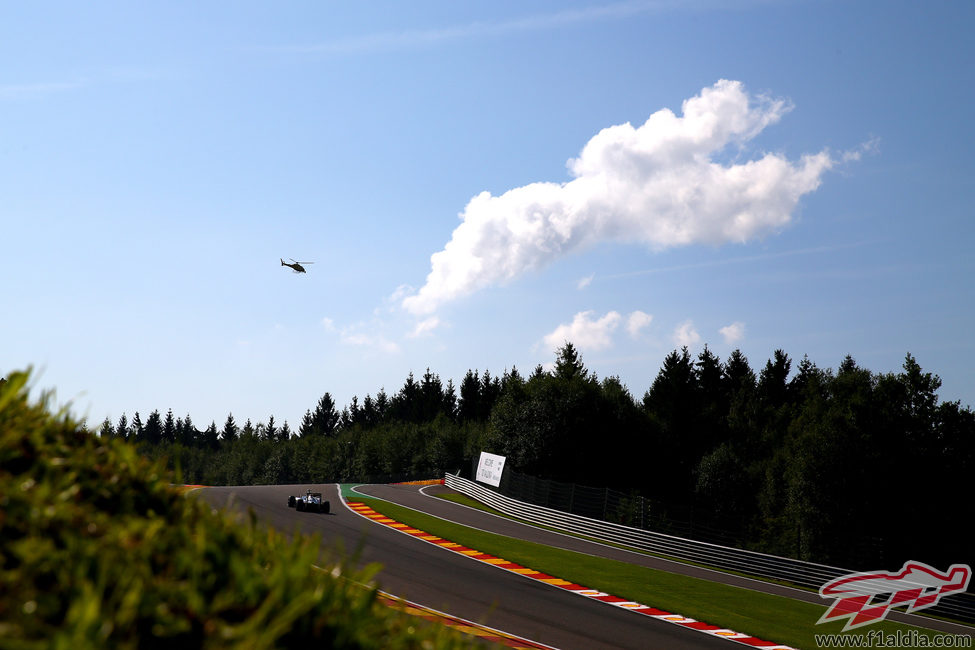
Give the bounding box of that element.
[4,1,974,429]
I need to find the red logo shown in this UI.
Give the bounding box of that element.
[818,561,971,630]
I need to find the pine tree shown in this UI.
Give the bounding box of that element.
[222,413,239,442]
[162,408,176,444]
[347,396,361,427]
[554,342,587,382]
[374,388,390,423]
[144,410,163,445]
[723,348,756,394]
[204,421,219,448]
[361,395,378,428]
[442,379,458,420]
[180,413,196,446]
[458,370,480,422]
[393,372,421,422]
[99,417,114,438]
[311,393,340,436]
[298,410,314,437]
[643,347,698,498]
[479,370,501,420]
[116,413,129,441]
[131,412,144,442]
[420,368,444,421]
[758,349,792,409]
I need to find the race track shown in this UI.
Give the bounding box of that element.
[197,483,735,650]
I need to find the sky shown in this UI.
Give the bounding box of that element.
[3,1,974,429]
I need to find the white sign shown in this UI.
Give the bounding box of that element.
[475,451,506,487]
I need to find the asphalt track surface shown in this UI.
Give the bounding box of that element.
[198,483,736,650]
[361,483,975,638]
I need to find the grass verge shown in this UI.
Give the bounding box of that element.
[355,496,957,650]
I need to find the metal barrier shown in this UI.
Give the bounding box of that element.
[445,473,975,625]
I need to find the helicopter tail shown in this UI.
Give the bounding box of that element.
[280,258,285,266]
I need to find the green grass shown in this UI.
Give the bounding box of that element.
[355,496,958,650]
[435,492,819,593]
[0,370,471,649]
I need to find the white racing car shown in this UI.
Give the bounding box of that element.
[288,489,330,513]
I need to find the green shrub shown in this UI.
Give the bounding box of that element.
[0,370,468,649]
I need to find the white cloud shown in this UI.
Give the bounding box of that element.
[403,80,840,315]
[719,321,745,344]
[341,331,400,355]
[626,310,653,338]
[336,321,401,354]
[407,316,442,338]
[577,273,594,289]
[321,317,336,331]
[543,310,622,352]
[673,320,701,348]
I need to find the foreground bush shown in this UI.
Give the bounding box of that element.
[0,370,467,649]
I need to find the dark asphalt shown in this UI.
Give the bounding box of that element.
[196,484,738,650]
[358,483,975,638]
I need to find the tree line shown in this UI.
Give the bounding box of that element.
[100,343,975,572]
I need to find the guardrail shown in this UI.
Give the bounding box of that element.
[445,473,975,625]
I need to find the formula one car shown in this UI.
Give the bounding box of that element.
[288,489,330,513]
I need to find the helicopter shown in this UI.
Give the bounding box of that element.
[281,258,314,274]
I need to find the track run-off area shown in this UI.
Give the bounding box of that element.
[195,483,973,649]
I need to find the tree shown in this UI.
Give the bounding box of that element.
[98,417,114,438]
[723,348,756,395]
[222,413,239,442]
[490,344,603,481]
[529,364,547,381]
[554,342,587,382]
[899,353,942,447]
[643,347,699,498]
[788,355,824,405]
[458,370,480,422]
[162,409,176,444]
[374,389,390,423]
[144,410,163,445]
[360,395,379,428]
[131,412,144,443]
[723,348,758,446]
[311,393,340,437]
[298,410,314,437]
[392,373,421,423]
[178,413,196,446]
[116,413,129,441]
[758,350,792,409]
[479,370,501,421]
[501,367,525,395]
[695,345,726,452]
[203,421,219,449]
[442,379,458,420]
[419,368,445,421]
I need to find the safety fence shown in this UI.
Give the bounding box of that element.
[445,473,975,625]
[491,464,746,547]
